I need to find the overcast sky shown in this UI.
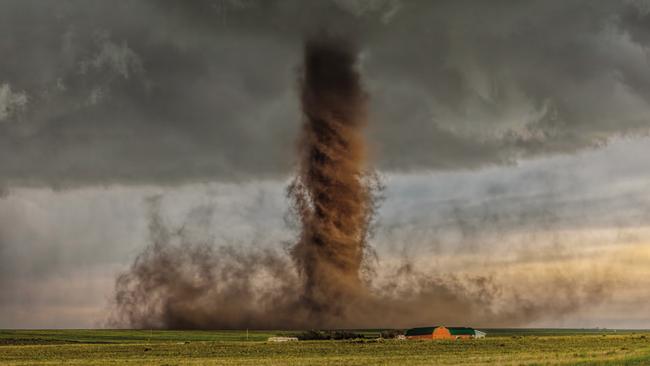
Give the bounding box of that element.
[1,0,650,328]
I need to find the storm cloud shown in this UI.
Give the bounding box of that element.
[1,0,650,187]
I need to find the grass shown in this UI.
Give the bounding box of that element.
[1,329,649,365]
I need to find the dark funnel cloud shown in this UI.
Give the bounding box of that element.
[289,37,377,316]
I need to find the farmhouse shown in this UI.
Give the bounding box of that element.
[405,326,486,340]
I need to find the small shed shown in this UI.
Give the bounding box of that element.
[405,326,486,340]
[267,336,299,342]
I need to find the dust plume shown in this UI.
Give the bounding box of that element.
[109,36,614,330]
[109,197,615,329]
[110,197,305,329]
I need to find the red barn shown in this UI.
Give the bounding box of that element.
[405,326,485,340]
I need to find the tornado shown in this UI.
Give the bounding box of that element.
[110,36,614,330]
[289,37,375,317]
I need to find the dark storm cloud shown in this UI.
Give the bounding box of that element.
[366,0,650,170]
[1,0,650,187]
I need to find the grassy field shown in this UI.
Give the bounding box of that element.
[1,329,649,365]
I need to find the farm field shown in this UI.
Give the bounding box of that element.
[1,329,649,365]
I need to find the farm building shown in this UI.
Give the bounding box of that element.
[267,337,299,342]
[405,326,486,340]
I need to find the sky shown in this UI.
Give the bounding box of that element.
[1,0,650,329]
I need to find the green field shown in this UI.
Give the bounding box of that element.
[1,329,649,365]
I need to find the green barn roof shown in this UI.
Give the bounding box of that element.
[447,327,477,336]
[404,326,439,336]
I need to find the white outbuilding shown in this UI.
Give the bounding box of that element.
[267,336,299,342]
